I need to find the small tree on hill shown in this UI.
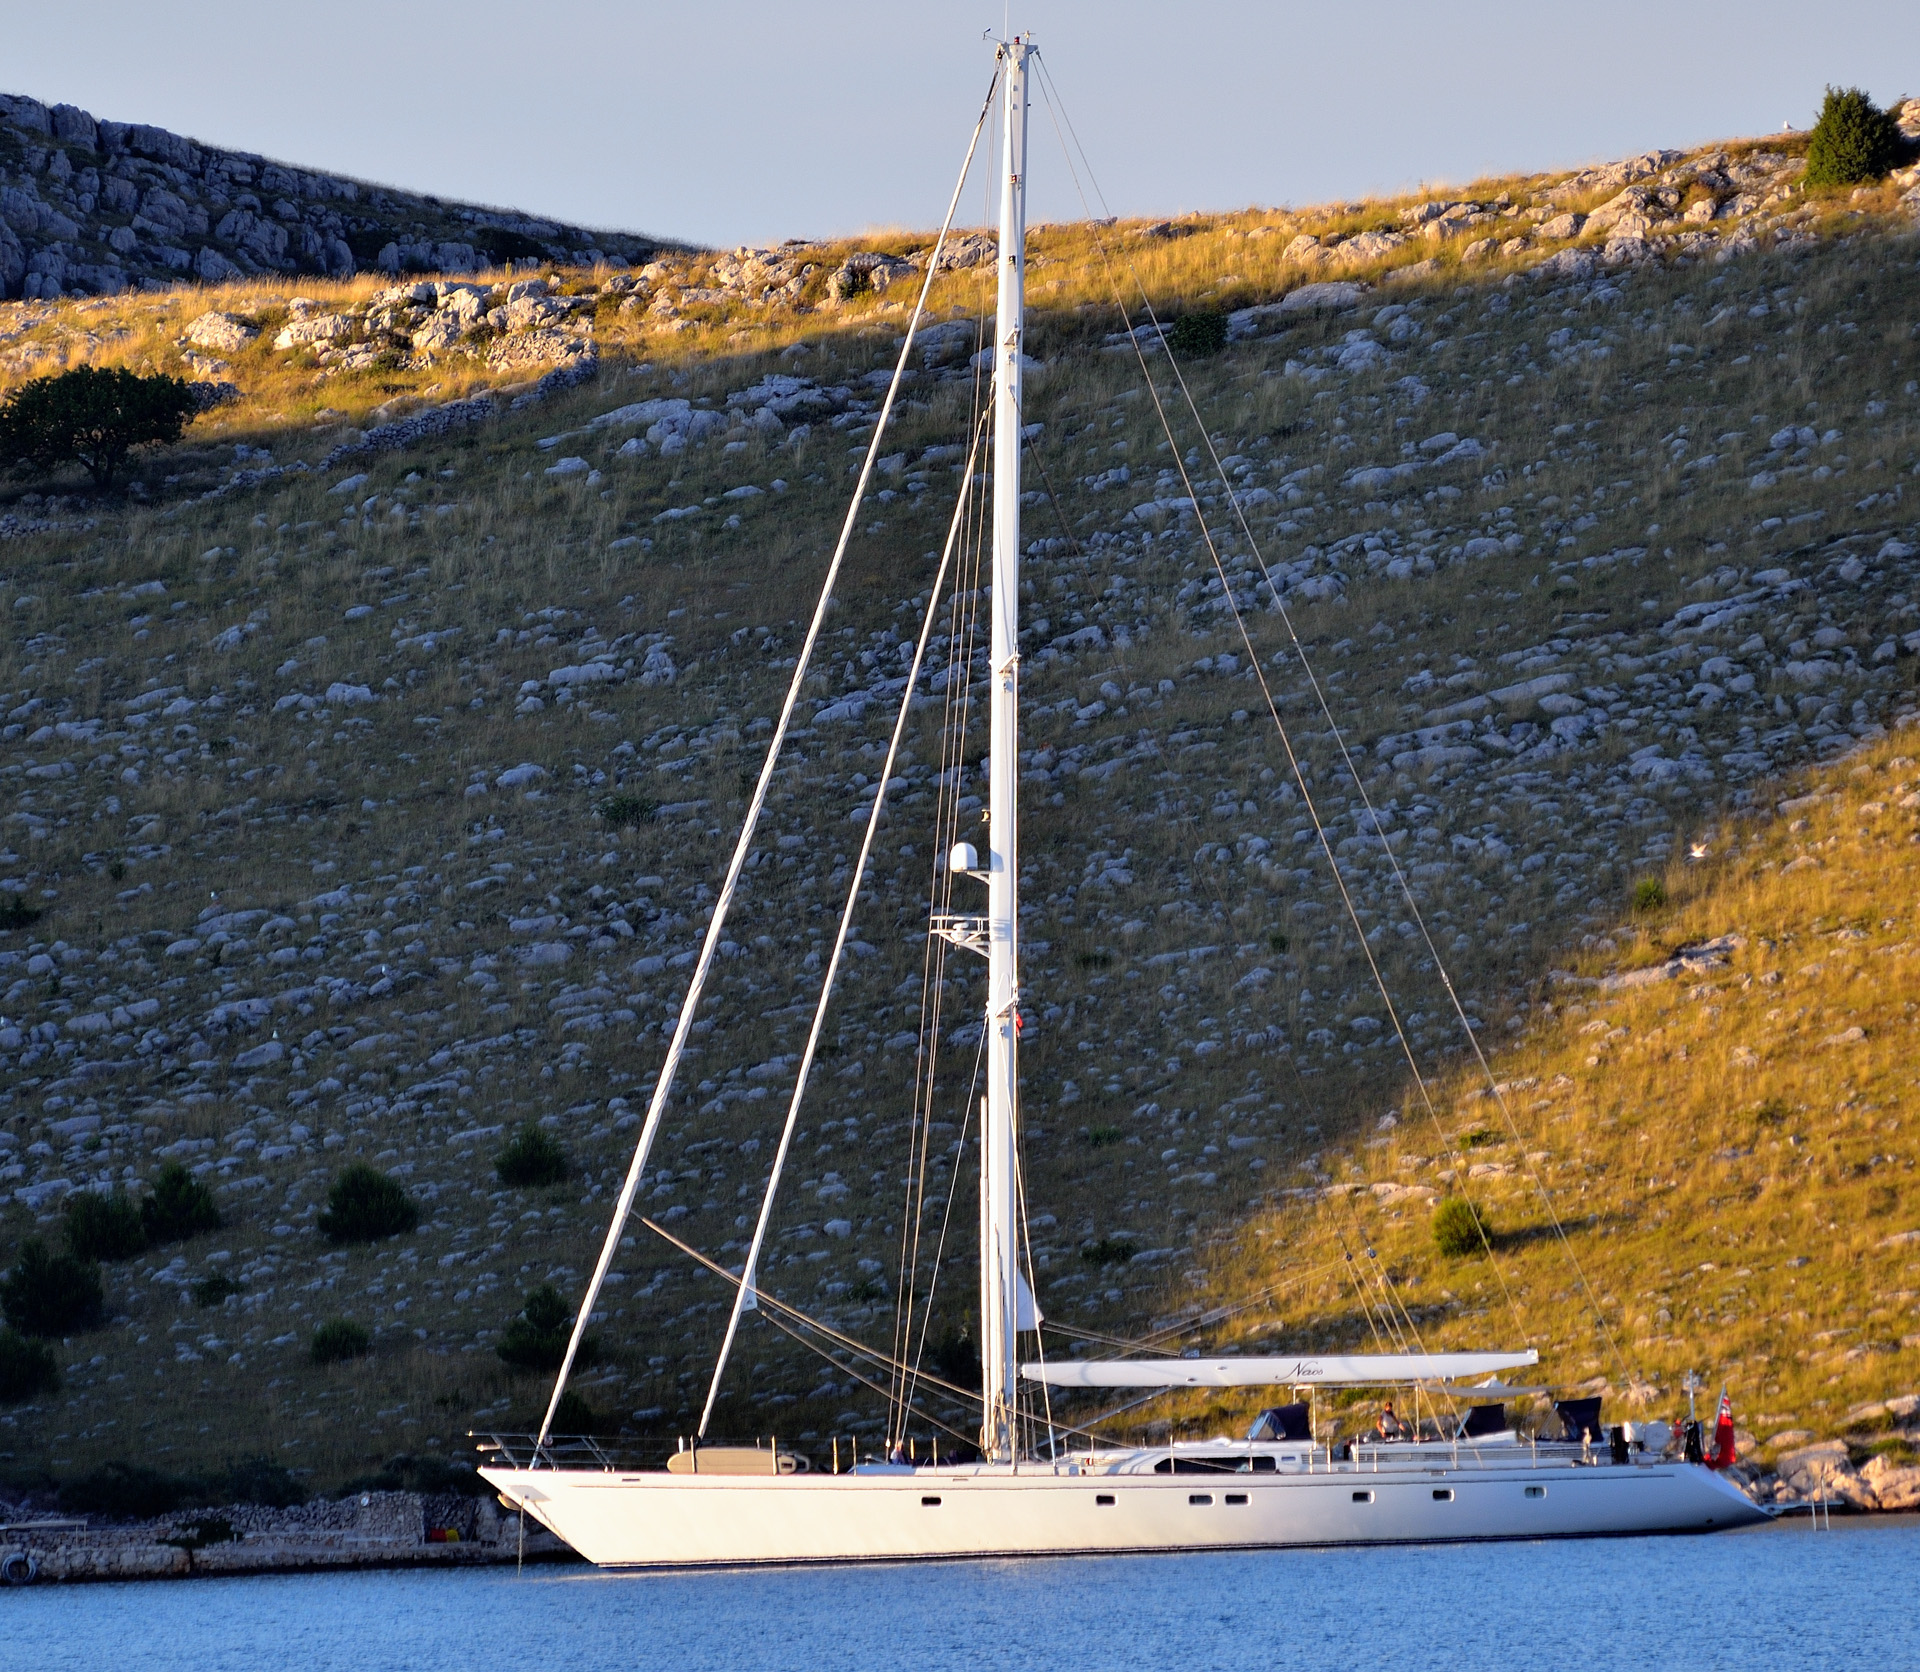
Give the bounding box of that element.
[1803,86,1905,187]
[65,1189,148,1262]
[141,1161,223,1244]
[0,1326,59,1403]
[496,1123,571,1189]
[1,1238,105,1337]
[1432,1197,1495,1259]
[0,366,202,489]
[1168,312,1229,358]
[497,1284,595,1372]
[310,1318,372,1365]
[317,1164,419,1244]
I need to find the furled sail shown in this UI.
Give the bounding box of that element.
[1020,1350,1538,1389]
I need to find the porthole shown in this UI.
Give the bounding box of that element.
[1225,1494,1248,1506]
[920,1496,941,1507]
[1095,1494,1115,1506]
[1352,1490,1374,1504]
[1188,1493,1213,1506]
[1525,1485,1546,1499]
[1432,1488,1454,1502]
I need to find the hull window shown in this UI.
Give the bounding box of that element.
[1095,1494,1115,1506]
[1188,1494,1213,1506]
[1525,1485,1546,1499]
[1224,1494,1248,1506]
[1433,1489,1454,1502]
[1352,1491,1374,1504]
[921,1497,941,1507]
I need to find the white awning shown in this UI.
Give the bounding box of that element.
[1020,1350,1538,1389]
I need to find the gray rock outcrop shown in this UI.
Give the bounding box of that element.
[0,90,664,300]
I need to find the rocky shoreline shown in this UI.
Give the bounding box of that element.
[0,1488,571,1584]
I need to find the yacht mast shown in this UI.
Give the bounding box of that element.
[979,34,1030,1465]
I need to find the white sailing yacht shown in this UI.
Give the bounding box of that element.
[478,38,1764,1565]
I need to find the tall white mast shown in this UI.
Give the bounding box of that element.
[979,35,1030,1465]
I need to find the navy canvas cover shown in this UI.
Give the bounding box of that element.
[1246,1402,1312,1442]
[1458,1402,1507,1439]
[1555,1396,1605,1441]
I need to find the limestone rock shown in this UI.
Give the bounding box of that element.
[185,311,258,353]
[1278,281,1366,313]
[273,314,353,350]
[1861,1454,1920,1510]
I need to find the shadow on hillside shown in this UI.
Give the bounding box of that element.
[1489,1213,1627,1254]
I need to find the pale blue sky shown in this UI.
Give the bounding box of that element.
[8,2,1917,248]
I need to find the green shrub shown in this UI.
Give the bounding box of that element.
[1803,86,1905,187]
[58,1456,306,1517]
[60,1460,191,1520]
[161,1516,236,1550]
[65,1190,148,1262]
[1631,876,1667,913]
[191,1270,244,1308]
[1167,312,1229,358]
[1079,1236,1138,1267]
[310,1318,372,1364]
[926,1325,982,1392]
[0,1326,59,1402]
[495,1123,571,1189]
[497,1284,592,1372]
[1,1238,105,1337]
[0,896,42,933]
[141,1161,223,1244]
[1432,1196,1494,1259]
[219,1456,306,1509]
[547,1389,614,1435]
[594,793,656,829]
[317,1164,419,1244]
[341,1453,487,1497]
[0,365,202,488]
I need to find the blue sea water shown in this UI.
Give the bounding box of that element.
[7,1517,1914,1672]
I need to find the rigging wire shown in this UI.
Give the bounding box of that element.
[699,407,997,1436]
[1032,51,1627,1387]
[535,63,1006,1454]
[640,1217,980,1409]
[899,1068,983,1442]
[1331,1188,1426,1357]
[890,302,996,1435]
[890,197,1002,1437]
[1029,54,1634,1379]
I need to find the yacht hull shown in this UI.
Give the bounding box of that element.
[481,1457,1765,1569]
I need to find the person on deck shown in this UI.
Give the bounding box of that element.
[1376,1401,1407,1441]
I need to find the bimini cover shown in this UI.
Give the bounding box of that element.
[1022,1350,1538,1389]
[1247,1403,1312,1442]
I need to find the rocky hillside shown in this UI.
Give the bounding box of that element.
[0,90,661,301]
[0,114,1918,1494]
